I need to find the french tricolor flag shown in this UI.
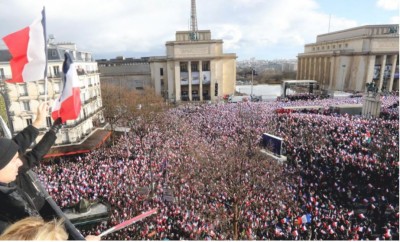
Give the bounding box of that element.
[2,9,46,83]
[51,52,81,122]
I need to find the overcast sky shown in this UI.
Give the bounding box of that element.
[0,0,398,61]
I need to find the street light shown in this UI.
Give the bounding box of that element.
[251,67,254,97]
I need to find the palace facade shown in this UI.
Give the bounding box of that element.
[297,24,399,93]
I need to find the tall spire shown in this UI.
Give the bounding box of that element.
[190,0,198,40]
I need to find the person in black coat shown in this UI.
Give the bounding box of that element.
[0,103,100,240]
[0,102,61,233]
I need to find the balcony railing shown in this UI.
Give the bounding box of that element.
[48,73,62,78]
[0,75,12,81]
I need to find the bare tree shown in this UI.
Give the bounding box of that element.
[126,87,168,198]
[169,104,295,239]
[100,82,135,144]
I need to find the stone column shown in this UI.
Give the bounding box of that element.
[188,61,192,101]
[297,58,302,79]
[210,61,215,102]
[329,56,335,89]
[174,61,181,101]
[323,57,328,89]
[365,55,376,88]
[199,60,203,101]
[303,57,308,79]
[315,57,322,83]
[312,57,317,80]
[300,57,305,79]
[378,55,387,92]
[388,54,397,91]
[362,94,381,118]
[321,57,325,88]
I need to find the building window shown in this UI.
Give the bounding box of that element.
[81,92,86,104]
[161,79,164,86]
[46,117,52,127]
[53,82,61,93]
[22,101,30,111]
[39,83,45,95]
[191,62,199,72]
[345,43,348,48]
[53,66,60,77]
[333,45,336,49]
[26,118,32,126]
[160,68,164,76]
[135,80,144,90]
[77,66,86,75]
[327,46,330,50]
[18,84,28,96]
[0,68,5,79]
[312,47,315,51]
[202,61,210,71]
[51,50,57,57]
[180,62,188,72]
[339,44,342,48]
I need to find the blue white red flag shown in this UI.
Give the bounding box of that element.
[51,52,81,122]
[2,9,46,83]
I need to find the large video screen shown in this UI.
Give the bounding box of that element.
[262,133,283,156]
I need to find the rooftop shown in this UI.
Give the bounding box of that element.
[44,129,111,158]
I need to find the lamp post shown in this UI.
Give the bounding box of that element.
[251,67,254,97]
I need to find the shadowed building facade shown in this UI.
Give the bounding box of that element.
[297,24,399,93]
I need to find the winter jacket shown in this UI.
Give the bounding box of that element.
[0,125,56,233]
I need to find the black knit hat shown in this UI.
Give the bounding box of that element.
[0,138,19,169]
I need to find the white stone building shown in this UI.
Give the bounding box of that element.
[0,43,105,146]
[98,31,237,103]
[149,30,237,102]
[297,24,399,93]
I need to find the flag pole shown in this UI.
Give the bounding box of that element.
[42,6,48,105]
[99,208,157,237]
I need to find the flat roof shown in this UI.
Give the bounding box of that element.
[330,104,363,108]
[44,129,111,158]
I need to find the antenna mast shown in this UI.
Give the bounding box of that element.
[190,0,198,40]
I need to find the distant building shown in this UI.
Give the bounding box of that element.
[97,0,237,102]
[297,24,399,92]
[97,56,151,90]
[98,30,237,102]
[0,43,106,146]
[149,30,237,102]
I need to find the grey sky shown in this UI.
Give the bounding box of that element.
[0,0,398,60]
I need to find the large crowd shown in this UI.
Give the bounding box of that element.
[34,93,399,240]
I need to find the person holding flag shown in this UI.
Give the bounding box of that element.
[0,103,63,233]
[1,8,93,240]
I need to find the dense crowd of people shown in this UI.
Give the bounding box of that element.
[34,94,399,240]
